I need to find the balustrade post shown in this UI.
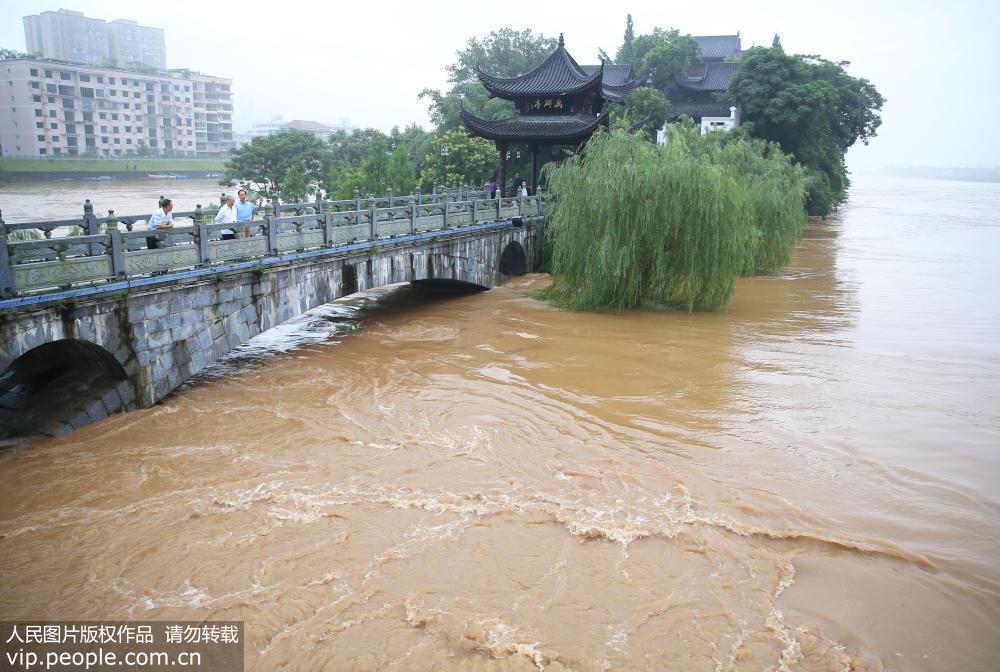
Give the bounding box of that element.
[414,187,421,206]
[442,191,449,230]
[323,209,334,247]
[408,195,416,234]
[472,195,478,225]
[315,192,322,214]
[109,227,126,279]
[265,207,278,255]
[354,187,362,213]
[194,204,211,264]
[0,216,14,298]
[519,195,524,218]
[84,199,102,256]
[105,209,125,258]
[368,195,378,240]
[497,192,502,220]
[219,192,227,206]
[386,186,393,208]
[271,194,281,219]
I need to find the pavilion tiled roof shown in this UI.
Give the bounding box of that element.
[694,35,742,60]
[281,119,331,131]
[477,34,598,99]
[460,107,608,143]
[476,34,636,104]
[581,63,639,103]
[676,62,740,92]
[667,101,735,120]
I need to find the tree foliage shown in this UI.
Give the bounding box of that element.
[540,127,807,312]
[0,48,28,60]
[611,87,670,138]
[727,46,884,214]
[418,130,495,192]
[223,130,329,199]
[619,27,699,91]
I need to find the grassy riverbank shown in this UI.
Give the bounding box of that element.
[0,158,226,173]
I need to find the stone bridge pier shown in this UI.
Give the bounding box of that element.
[0,224,538,438]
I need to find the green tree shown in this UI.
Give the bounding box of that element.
[611,87,669,138]
[326,161,366,200]
[627,28,700,91]
[617,14,636,64]
[727,47,885,214]
[0,48,28,60]
[223,130,330,199]
[282,166,308,202]
[418,130,495,191]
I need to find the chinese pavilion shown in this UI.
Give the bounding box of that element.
[461,34,637,194]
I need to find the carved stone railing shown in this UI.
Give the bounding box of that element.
[0,191,546,298]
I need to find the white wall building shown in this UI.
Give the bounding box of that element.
[0,58,233,157]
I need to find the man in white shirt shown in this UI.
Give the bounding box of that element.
[215,195,237,239]
[146,198,174,249]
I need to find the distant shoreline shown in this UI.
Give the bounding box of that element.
[0,158,226,182]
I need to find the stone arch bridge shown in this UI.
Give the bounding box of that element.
[0,191,545,437]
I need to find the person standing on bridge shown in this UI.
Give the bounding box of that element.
[146,198,174,250]
[215,195,238,240]
[235,189,256,238]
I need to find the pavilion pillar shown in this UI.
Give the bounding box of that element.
[496,141,508,198]
[530,144,540,196]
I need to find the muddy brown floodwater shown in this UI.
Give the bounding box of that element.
[0,176,998,671]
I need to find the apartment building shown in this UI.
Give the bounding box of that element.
[181,73,235,157]
[0,58,236,158]
[107,19,166,70]
[23,9,166,70]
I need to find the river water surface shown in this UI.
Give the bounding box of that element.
[0,176,998,670]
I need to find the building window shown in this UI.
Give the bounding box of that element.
[45,83,56,93]
[111,113,119,120]
[30,81,39,89]
[36,121,43,129]
[32,94,40,102]
[109,77,116,85]
[66,123,76,134]
[37,134,44,141]
[99,113,106,119]
[109,90,116,97]
[114,138,120,144]
[48,110,55,117]
[96,76,104,83]
[126,138,132,144]
[44,70,52,78]
[51,136,59,142]
[60,72,71,81]
[30,68,38,76]
[50,123,57,129]
[101,137,109,143]
[80,74,90,82]
[101,125,108,132]
[39,148,46,155]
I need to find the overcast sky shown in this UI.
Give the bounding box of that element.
[2,0,996,170]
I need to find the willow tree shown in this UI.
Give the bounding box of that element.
[540,128,807,312]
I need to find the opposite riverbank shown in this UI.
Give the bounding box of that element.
[0,158,226,181]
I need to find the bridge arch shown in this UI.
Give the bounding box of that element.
[0,339,131,438]
[499,240,528,277]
